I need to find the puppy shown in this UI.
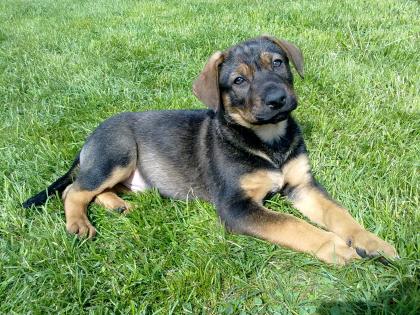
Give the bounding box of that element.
[23,36,397,264]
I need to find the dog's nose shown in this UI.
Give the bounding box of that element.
[265,90,287,109]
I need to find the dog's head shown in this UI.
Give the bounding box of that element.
[193,36,304,126]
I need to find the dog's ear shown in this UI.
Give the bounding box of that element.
[262,36,304,79]
[193,51,224,111]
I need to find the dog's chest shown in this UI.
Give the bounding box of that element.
[240,170,284,203]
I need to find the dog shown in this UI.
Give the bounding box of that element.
[23,36,398,265]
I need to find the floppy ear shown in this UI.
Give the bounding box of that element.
[262,36,304,79]
[192,51,224,111]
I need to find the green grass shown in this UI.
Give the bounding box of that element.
[0,0,419,313]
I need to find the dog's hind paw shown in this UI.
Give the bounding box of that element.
[66,217,96,239]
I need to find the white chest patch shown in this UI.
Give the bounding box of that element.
[122,169,150,192]
[253,120,288,143]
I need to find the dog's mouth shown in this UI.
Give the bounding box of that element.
[253,102,297,125]
[225,100,297,127]
[253,111,291,125]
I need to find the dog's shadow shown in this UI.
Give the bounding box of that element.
[317,277,419,315]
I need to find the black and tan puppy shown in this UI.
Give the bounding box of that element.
[23,36,397,264]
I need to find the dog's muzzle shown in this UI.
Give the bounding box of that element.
[254,88,297,124]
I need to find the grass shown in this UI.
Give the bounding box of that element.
[0,0,419,313]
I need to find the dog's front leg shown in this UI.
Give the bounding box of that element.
[217,199,359,265]
[290,185,398,259]
[282,154,398,259]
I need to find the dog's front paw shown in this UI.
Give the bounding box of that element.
[348,229,398,259]
[315,233,360,265]
[66,217,96,239]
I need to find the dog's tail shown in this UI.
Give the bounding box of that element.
[22,154,80,208]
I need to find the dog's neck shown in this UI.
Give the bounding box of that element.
[218,109,289,144]
[251,120,288,144]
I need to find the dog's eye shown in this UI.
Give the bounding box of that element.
[233,77,245,85]
[272,59,283,68]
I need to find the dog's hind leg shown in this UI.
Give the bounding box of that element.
[63,122,138,237]
[94,184,132,213]
[63,184,99,238]
[64,164,135,238]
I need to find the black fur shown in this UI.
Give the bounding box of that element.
[22,154,80,208]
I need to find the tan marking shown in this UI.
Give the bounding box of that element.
[212,94,274,164]
[222,91,290,144]
[252,120,288,143]
[260,52,272,68]
[280,152,365,236]
[241,208,359,265]
[281,154,355,234]
[247,149,276,166]
[240,170,283,203]
[63,185,97,238]
[229,112,253,128]
[348,229,397,258]
[235,63,254,80]
[105,165,137,188]
[282,154,312,187]
[284,157,398,258]
[221,92,232,108]
[261,36,304,78]
[292,184,398,258]
[112,183,132,194]
[222,93,254,128]
[63,164,135,238]
[222,91,286,163]
[293,186,344,228]
[62,184,71,201]
[296,186,374,237]
[94,188,132,212]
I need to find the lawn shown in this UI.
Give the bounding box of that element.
[0,0,419,313]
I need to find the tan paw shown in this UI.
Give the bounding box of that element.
[349,229,398,259]
[116,201,133,214]
[106,200,132,214]
[94,192,132,214]
[316,233,360,265]
[66,217,96,239]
